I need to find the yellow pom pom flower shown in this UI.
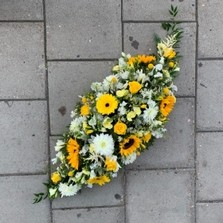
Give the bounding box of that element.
[96,94,118,115]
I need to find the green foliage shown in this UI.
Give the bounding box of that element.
[33,192,47,204]
[161,5,183,46]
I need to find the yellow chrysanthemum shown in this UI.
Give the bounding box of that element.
[129,81,142,94]
[114,121,127,135]
[67,138,80,170]
[51,172,61,184]
[96,94,118,115]
[138,55,156,64]
[143,132,152,143]
[105,157,118,172]
[163,48,176,59]
[128,57,137,66]
[87,175,110,186]
[81,96,87,103]
[80,104,90,116]
[163,87,170,95]
[120,135,141,156]
[160,95,176,117]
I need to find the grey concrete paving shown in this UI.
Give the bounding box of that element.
[0,1,223,223]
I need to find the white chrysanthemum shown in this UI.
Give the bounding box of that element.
[54,140,65,152]
[122,153,137,165]
[58,183,81,197]
[143,101,158,123]
[93,134,114,156]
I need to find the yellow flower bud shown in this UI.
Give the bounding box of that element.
[169,61,175,68]
[148,63,154,69]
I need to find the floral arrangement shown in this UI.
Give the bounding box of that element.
[34,6,183,203]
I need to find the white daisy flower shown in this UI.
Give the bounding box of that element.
[122,153,137,165]
[58,183,81,197]
[93,133,114,156]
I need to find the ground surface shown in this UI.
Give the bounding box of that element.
[1,0,223,223]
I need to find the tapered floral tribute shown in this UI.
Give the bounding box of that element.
[34,6,183,203]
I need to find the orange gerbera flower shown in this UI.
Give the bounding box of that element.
[66,138,80,170]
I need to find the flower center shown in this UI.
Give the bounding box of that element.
[123,138,135,150]
[105,103,110,107]
[100,142,106,148]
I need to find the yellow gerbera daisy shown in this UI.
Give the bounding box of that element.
[51,172,61,184]
[80,104,90,116]
[96,94,118,115]
[87,175,110,186]
[129,81,142,94]
[120,135,141,156]
[160,95,176,117]
[67,138,80,170]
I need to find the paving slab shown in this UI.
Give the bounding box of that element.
[0,101,48,174]
[198,0,223,57]
[197,203,223,223]
[123,0,196,21]
[128,98,195,169]
[197,132,223,201]
[46,0,121,59]
[197,61,223,130]
[0,175,50,223]
[53,206,124,223]
[0,0,43,20]
[126,170,194,223]
[0,23,45,99]
[124,23,196,96]
[48,61,115,135]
